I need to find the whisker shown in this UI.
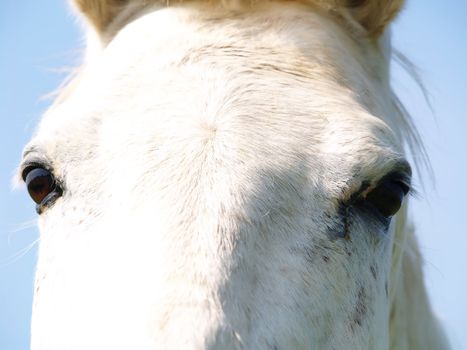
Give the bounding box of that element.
[0,237,40,268]
[7,218,37,236]
[0,218,39,267]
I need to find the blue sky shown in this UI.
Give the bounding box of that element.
[1,1,466,349]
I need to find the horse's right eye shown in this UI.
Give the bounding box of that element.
[23,167,62,213]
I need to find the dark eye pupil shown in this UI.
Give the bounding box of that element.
[365,180,408,217]
[25,168,55,204]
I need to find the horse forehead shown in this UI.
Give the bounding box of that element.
[34,5,398,187]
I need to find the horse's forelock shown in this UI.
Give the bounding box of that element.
[72,0,405,42]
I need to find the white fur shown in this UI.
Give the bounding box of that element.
[22,2,449,349]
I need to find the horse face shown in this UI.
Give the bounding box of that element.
[22,2,410,349]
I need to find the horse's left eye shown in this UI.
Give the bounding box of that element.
[363,178,410,217]
[23,167,62,214]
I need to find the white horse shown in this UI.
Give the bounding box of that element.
[20,0,449,349]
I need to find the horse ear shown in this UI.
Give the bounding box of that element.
[342,0,405,37]
[73,0,133,36]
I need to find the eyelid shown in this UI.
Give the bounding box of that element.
[378,171,412,192]
[389,160,412,183]
[19,145,47,178]
[353,171,412,207]
[343,161,413,205]
[20,157,53,182]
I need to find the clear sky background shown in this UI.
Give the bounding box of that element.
[0,1,466,349]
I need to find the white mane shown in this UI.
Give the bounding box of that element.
[22,1,449,349]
